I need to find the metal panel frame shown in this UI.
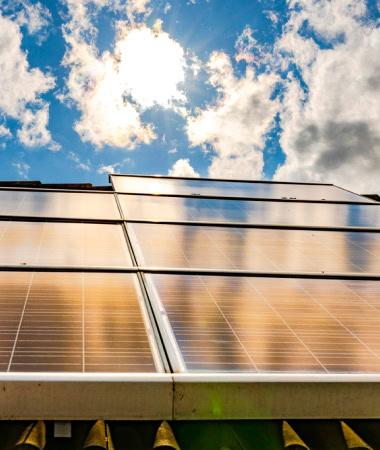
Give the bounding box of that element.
[115,191,377,205]
[110,173,334,186]
[172,373,380,419]
[0,373,173,420]
[124,218,380,233]
[2,216,380,233]
[0,266,379,280]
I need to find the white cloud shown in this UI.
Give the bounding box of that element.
[17,105,60,150]
[61,0,187,149]
[168,148,177,153]
[61,29,156,148]
[97,163,121,174]
[265,10,279,25]
[68,151,91,171]
[12,162,30,179]
[0,124,11,138]
[186,51,280,179]
[15,1,51,36]
[164,2,171,13]
[0,13,58,149]
[235,25,266,65]
[168,158,199,177]
[274,0,380,193]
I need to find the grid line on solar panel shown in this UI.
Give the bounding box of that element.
[0,190,121,220]
[118,195,380,228]
[0,272,157,373]
[129,223,380,274]
[112,176,368,202]
[0,221,133,267]
[147,274,380,373]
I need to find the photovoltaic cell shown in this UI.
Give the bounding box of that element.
[0,190,120,220]
[118,194,380,228]
[111,176,368,202]
[0,222,132,267]
[129,223,380,273]
[148,274,380,373]
[0,272,158,373]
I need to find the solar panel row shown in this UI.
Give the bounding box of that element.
[129,223,380,274]
[112,176,369,202]
[118,194,380,228]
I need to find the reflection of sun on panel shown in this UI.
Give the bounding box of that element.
[118,193,380,227]
[0,222,132,267]
[131,223,380,274]
[0,190,120,220]
[150,274,380,373]
[11,272,83,372]
[84,273,156,373]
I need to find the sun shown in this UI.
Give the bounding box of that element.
[116,23,186,109]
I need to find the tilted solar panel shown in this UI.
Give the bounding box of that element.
[111,175,368,202]
[0,221,132,267]
[0,272,161,373]
[118,194,380,228]
[129,223,380,273]
[146,274,380,374]
[0,190,120,220]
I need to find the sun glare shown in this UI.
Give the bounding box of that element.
[116,25,186,109]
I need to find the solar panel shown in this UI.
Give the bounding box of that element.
[0,222,133,267]
[118,194,380,228]
[0,271,161,373]
[0,190,120,220]
[111,176,368,202]
[129,223,380,273]
[147,274,380,373]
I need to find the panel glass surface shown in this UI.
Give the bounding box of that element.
[130,223,380,273]
[112,176,368,202]
[119,194,380,228]
[149,274,380,373]
[0,222,132,267]
[0,190,120,219]
[0,272,158,372]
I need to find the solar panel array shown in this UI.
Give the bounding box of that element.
[1,175,379,377]
[113,175,380,375]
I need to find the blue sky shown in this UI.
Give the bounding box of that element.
[0,0,379,193]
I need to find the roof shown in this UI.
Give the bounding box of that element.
[7,419,380,449]
[0,174,379,448]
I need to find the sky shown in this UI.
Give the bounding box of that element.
[0,0,379,193]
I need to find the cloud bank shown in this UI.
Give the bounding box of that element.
[186,51,280,179]
[274,0,380,193]
[0,12,58,150]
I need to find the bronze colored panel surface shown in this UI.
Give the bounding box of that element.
[130,223,380,273]
[0,222,132,267]
[0,190,120,219]
[150,274,380,373]
[119,194,380,228]
[0,272,156,373]
[112,176,365,202]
